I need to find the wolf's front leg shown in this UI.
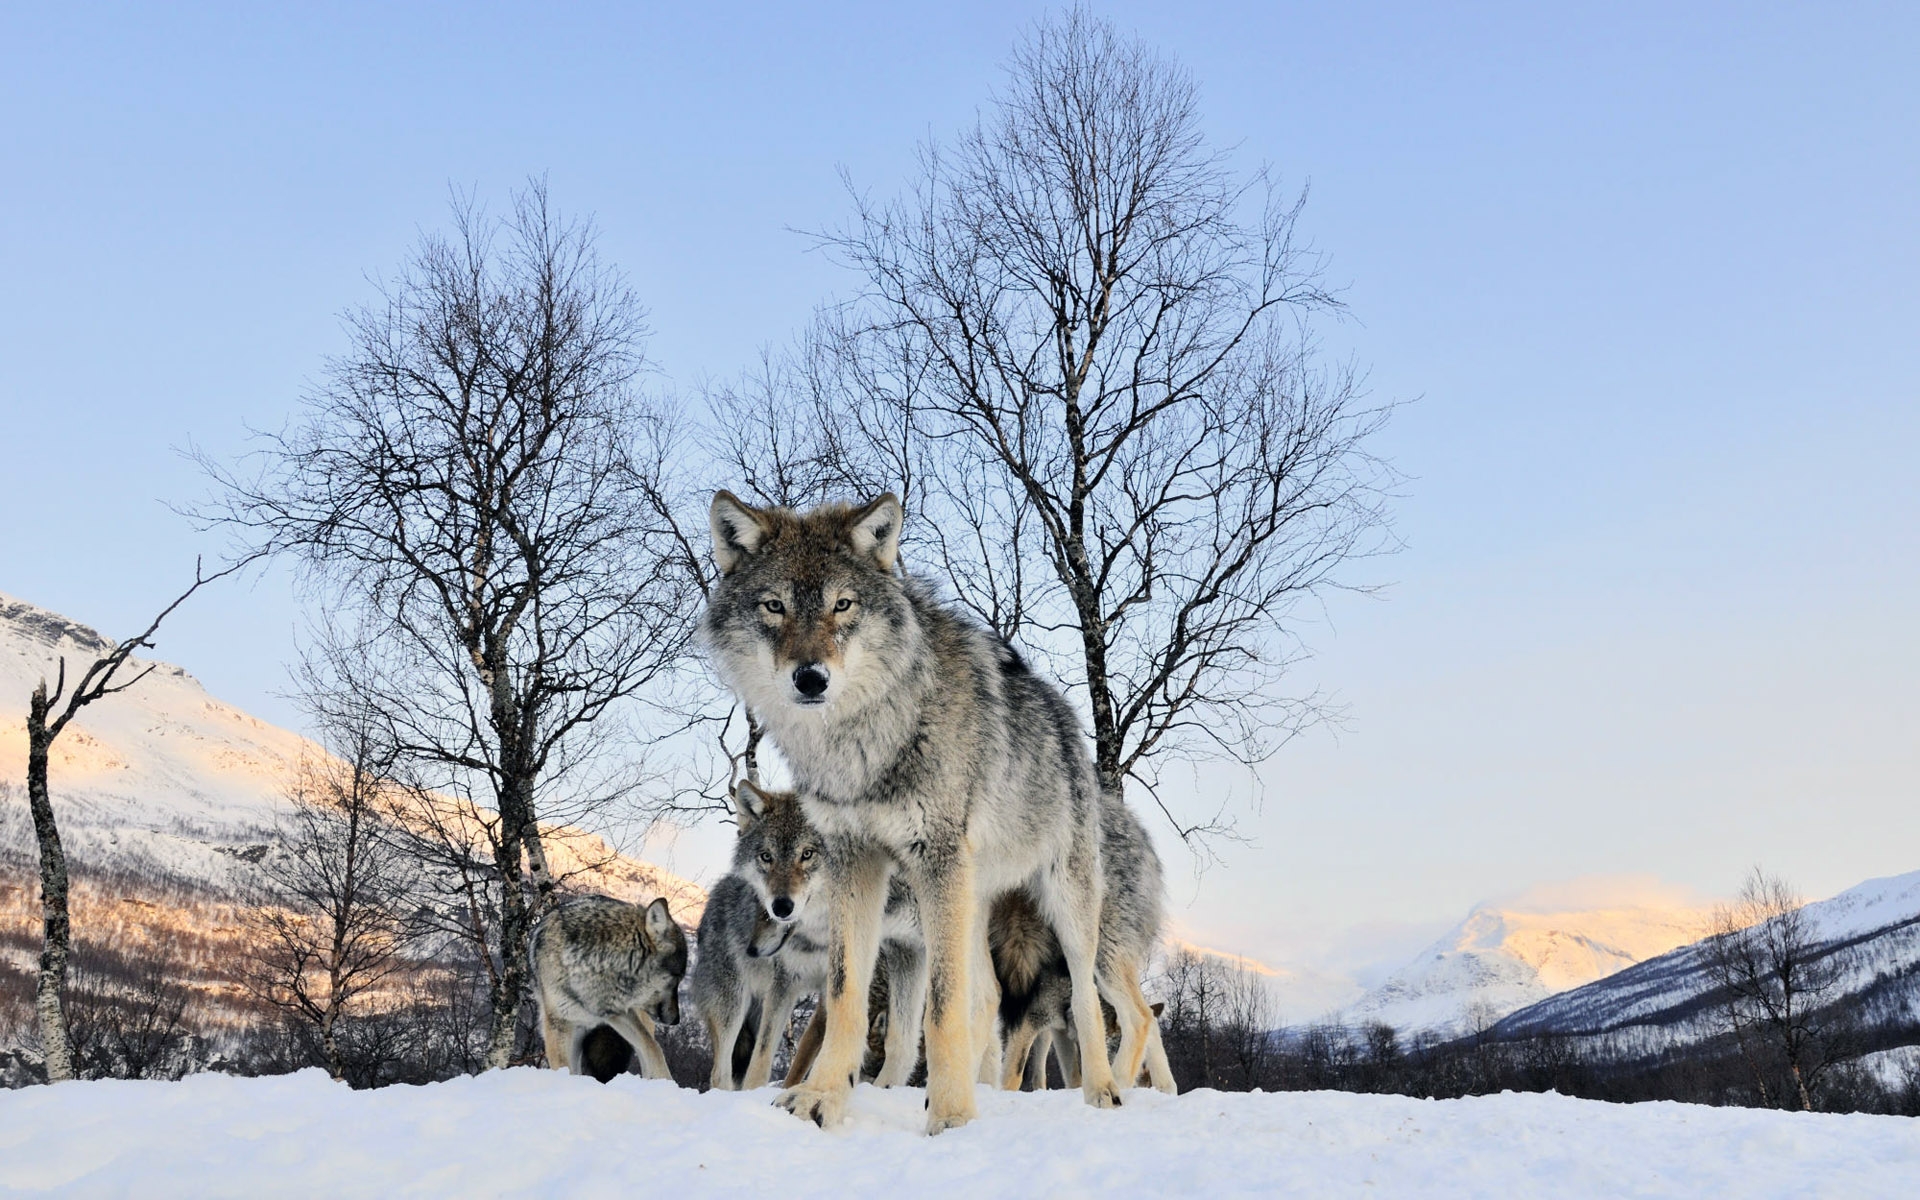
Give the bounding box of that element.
[744,976,797,1089]
[775,841,889,1128]
[913,850,979,1134]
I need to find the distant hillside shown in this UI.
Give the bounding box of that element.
[0,591,704,1057]
[1334,881,1712,1037]
[1490,870,1920,1058]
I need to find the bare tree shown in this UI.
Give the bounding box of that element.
[20,560,238,1082]
[1707,868,1850,1111]
[66,943,196,1081]
[243,723,413,1081]
[803,8,1394,841]
[203,182,699,1066]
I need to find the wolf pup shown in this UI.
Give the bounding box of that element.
[691,779,925,1091]
[992,788,1177,1093]
[530,894,687,1080]
[704,491,1121,1134]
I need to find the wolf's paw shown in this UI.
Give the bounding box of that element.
[775,1084,848,1129]
[1083,1080,1124,1109]
[925,1102,977,1136]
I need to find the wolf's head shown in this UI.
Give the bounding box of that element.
[703,491,916,715]
[730,779,826,948]
[635,897,688,1025]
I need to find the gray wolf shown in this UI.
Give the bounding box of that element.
[990,788,1176,1093]
[691,779,925,1091]
[530,894,687,1079]
[703,490,1124,1133]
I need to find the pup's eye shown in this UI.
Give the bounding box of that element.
[758,851,774,864]
[833,598,853,613]
[763,599,785,615]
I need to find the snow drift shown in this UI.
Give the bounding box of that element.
[1,1071,1914,1198]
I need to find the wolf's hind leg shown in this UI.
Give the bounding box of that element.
[1142,1014,1176,1093]
[540,1006,573,1073]
[971,904,1003,1087]
[783,1003,825,1088]
[607,1011,671,1080]
[1001,1015,1043,1091]
[1102,957,1156,1090]
[1023,1030,1052,1090]
[875,942,926,1087]
[1040,869,1122,1109]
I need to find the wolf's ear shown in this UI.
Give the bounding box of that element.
[644,896,676,944]
[846,493,902,571]
[732,778,770,828]
[710,490,770,575]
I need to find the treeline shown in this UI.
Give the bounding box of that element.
[1150,946,1920,1117]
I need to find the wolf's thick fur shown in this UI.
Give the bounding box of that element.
[530,894,687,1079]
[704,491,1123,1133]
[991,789,1177,1093]
[691,780,925,1091]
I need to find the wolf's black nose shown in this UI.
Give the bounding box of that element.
[771,897,795,920]
[793,663,829,698]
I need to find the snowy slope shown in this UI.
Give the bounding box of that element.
[2,1070,1914,1198]
[1336,881,1712,1037]
[0,592,704,972]
[1494,869,1920,1049]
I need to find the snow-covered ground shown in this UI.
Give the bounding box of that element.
[1,1071,1914,1198]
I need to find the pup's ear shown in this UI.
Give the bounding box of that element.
[732,778,770,829]
[710,490,770,574]
[644,896,676,944]
[846,493,902,571]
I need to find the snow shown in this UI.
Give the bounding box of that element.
[0,1071,1914,1198]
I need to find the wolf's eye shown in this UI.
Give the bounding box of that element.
[833,598,853,613]
[762,599,785,615]
[800,847,816,862]
[758,851,774,864]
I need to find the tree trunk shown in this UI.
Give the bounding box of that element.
[26,682,75,1083]
[1789,1057,1813,1112]
[484,819,530,1069]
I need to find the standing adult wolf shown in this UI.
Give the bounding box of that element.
[704,491,1123,1134]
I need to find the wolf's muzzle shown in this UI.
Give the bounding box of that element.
[651,990,680,1026]
[770,896,795,920]
[792,663,829,702]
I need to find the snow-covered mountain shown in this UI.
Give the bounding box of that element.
[1491,869,1920,1053]
[1333,880,1714,1037]
[0,591,703,1016]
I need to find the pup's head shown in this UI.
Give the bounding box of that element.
[731,779,826,937]
[703,491,913,714]
[636,896,687,1025]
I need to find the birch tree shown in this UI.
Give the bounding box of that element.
[798,8,1394,840]
[203,182,698,1065]
[19,561,235,1082]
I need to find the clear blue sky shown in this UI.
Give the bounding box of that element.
[4,3,1916,977]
